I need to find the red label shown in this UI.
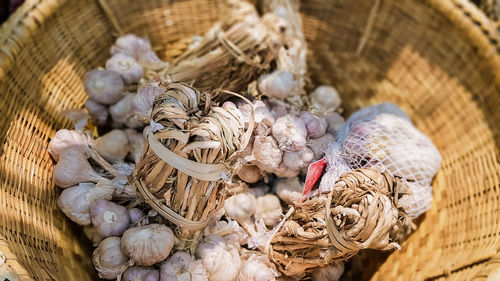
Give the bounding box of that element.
[301,158,327,202]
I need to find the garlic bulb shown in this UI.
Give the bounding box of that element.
[237,164,261,184]
[160,252,208,281]
[84,225,104,246]
[85,99,109,126]
[106,53,143,84]
[272,164,300,178]
[282,146,314,170]
[125,129,145,163]
[272,115,307,151]
[275,177,303,204]
[121,224,175,266]
[84,69,124,105]
[53,147,107,188]
[311,262,344,281]
[95,129,129,163]
[122,266,160,281]
[258,70,297,99]
[307,133,335,160]
[129,208,145,225]
[252,135,283,172]
[132,83,164,118]
[310,86,341,113]
[111,34,167,70]
[224,193,256,224]
[324,112,345,135]
[255,194,283,227]
[57,183,112,225]
[237,259,276,281]
[91,200,130,237]
[48,129,90,161]
[299,111,327,139]
[93,237,129,280]
[109,93,138,126]
[195,234,242,281]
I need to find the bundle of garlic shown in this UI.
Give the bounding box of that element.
[132,82,253,246]
[268,168,413,277]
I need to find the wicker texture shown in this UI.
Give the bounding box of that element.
[0,0,498,280]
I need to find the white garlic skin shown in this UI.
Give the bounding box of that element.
[121,224,175,266]
[255,194,283,227]
[48,129,90,161]
[307,133,335,160]
[275,177,303,204]
[237,164,261,184]
[85,99,109,126]
[252,135,283,172]
[95,129,129,163]
[129,208,145,225]
[93,237,129,280]
[106,53,143,84]
[237,259,276,281]
[224,192,256,223]
[133,84,164,117]
[311,262,344,281]
[258,70,297,99]
[53,147,107,187]
[123,266,160,281]
[91,200,130,237]
[299,111,327,139]
[272,165,300,178]
[195,234,242,281]
[310,86,341,113]
[324,112,345,135]
[84,225,104,246]
[282,146,314,171]
[84,69,124,105]
[272,115,307,152]
[160,252,208,281]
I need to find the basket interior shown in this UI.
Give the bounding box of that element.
[0,0,498,280]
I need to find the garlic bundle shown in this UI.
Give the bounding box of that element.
[275,177,303,204]
[309,86,341,114]
[84,69,124,105]
[311,263,344,281]
[106,53,143,84]
[121,224,175,266]
[255,194,282,227]
[123,266,160,281]
[90,200,130,237]
[95,129,129,163]
[195,234,242,281]
[272,115,307,152]
[93,237,129,280]
[160,252,208,281]
[58,183,113,225]
[237,258,276,281]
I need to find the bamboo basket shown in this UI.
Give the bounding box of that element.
[0,0,498,280]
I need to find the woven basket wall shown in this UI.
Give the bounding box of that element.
[0,0,498,280]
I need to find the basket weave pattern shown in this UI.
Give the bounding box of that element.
[0,0,498,280]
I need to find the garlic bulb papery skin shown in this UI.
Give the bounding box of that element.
[125,129,145,163]
[91,200,130,237]
[310,86,341,114]
[237,259,276,281]
[237,164,261,184]
[195,234,242,281]
[129,208,145,225]
[93,237,130,280]
[58,182,112,225]
[84,225,104,246]
[252,135,283,172]
[84,69,124,105]
[282,146,314,171]
[272,115,307,152]
[275,177,303,204]
[324,112,345,135]
[272,164,300,178]
[95,129,129,163]
[258,70,297,99]
[255,195,283,227]
[224,192,257,236]
[123,266,160,281]
[132,83,164,118]
[53,147,107,188]
[48,129,90,161]
[121,224,175,266]
[253,106,275,136]
[311,262,344,281]
[85,99,109,126]
[109,93,137,125]
[299,111,327,139]
[160,252,208,281]
[106,53,143,84]
[307,133,335,160]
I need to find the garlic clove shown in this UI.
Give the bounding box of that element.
[282,146,314,171]
[237,164,262,184]
[255,194,283,227]
[275,177,303,204]
[48,129,91,162]
[160,252,208,281]
[106,53,143,85]
[85,99,109,126]
[123,265,160,281]
[93,237,129,280]
[311,262,344,281]
[95,129,129,163]
[310,86,341,114]
[299,111,327,139]
[121,224,175,266]
[91,200,130,237]
[272,115,307,152]
[195,234,242,281]
[258,70,297,99]
[128,208,145,225]
[237,259,276,281]
[84,69,124,105]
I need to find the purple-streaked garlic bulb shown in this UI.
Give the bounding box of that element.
[106,53,143,84]
[111,34,167,70]
[310,86,341,114]
[93,237,129,280]
[258,70,297,99]
[85,99,109,126]
[307,133,335,160]
[324,112,345,135]
[121,224,175,266]
[90,200,130,237]
[128,208,145,225]
[160,252,208,281]
[311,262,344,281]
[275,177,303,204]
[84,225,104,246]
[282,146,314,171]
[132,83,164,118]
[125,129,145,163]
[272,115,307,151]
[122,266,160,281]
[48,129,90,161]
[53,147,107,187]
[237,164,262,184]
[84,69,124,105]
[95,129,129,163]
[252,135,283,172]
[299,111,327,139]
[195,234,242,281]
[255,194,282,227]
[237,258,276,281]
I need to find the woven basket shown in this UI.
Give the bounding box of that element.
[0,0,498,280]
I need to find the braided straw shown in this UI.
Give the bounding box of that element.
[269,168,413,277]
